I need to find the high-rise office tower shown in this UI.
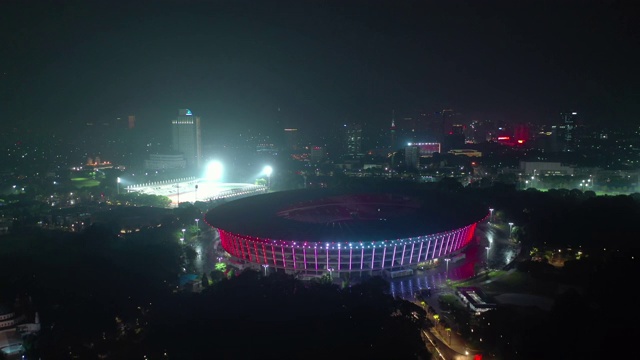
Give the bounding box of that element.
[559,112,578,151]
[171,109,202,169]
[404,145,420,169]
[344,123,363,156]
[283,128,300,153]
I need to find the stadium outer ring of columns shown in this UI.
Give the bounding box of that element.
[204,188,488,274]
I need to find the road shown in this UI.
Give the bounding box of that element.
[388,221,519,360]
[192,226,221,275]
[388,221,519,299]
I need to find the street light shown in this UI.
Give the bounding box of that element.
[182,228,186,241]
[328,267,334,281]
[485,246,490,261]
[444,258,451,279]
[489,208,494,222]
[508,222,514,239]
[195,218,200,228]
[262,264,269,276]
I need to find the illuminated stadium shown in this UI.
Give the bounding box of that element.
[121,161,270,206]
[123,178,265,206]
[205,188,489,276]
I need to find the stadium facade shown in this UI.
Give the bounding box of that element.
[205,188,488,276]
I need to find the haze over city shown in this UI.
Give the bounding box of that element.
[1,0,638,140]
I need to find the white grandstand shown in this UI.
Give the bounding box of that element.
[125,177,266,206]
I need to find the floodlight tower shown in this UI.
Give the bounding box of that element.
[206,161,224,182]
[263,165,273,190]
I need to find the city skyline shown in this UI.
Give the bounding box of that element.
[1,0,638,139]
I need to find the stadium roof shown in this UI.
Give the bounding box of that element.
[205,188,487,243]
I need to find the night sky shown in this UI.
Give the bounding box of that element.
[1,0,638,139]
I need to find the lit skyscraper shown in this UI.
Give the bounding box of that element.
[344,123,363,156]
[171,109,202,169]
[559,111,578,151]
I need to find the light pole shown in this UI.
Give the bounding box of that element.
[444,258,451,279]
[117,177,121,195]
[195,218,199,228]
[489,208,494,222]
[485,246,490,267]
[508,222,514,239]
[328,267,334,281]
[263,166,273,190]
[195,184,198,203]
[182,228,186,242]
[262,264,269,276]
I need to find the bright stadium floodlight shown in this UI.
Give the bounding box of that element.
[263,165,273,190]
[206,161,224,182]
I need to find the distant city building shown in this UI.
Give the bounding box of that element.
[344,123,363,156]
[558,112,579,151]
[144,153,187,170]
[443,128,465,151]
[310,146,325,163]
[283,128,300,153]
[519,161,574,176]
[405,145,420,169]
[448,149,482,157]
[409,142,441,156]
[451,123,465,136]
[171,109,202,169]
[533,125,559,152]
[256,141,278,156]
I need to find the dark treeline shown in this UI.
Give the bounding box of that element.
[0,225,183,358]
[140,271,429,360]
